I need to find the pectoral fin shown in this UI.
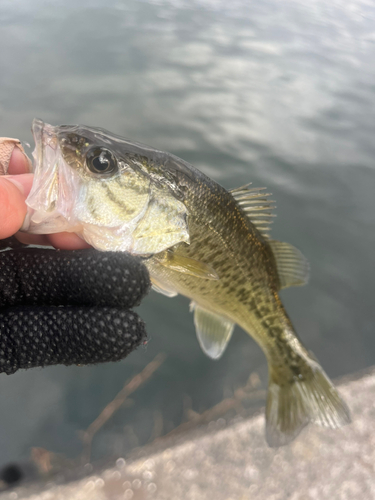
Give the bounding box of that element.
[151,277,178,298]
[191,303,234,359]
[155,251,219,280]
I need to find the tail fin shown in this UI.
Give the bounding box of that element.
[266,355,351,447]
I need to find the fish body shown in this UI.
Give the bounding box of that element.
[24,119,350,446]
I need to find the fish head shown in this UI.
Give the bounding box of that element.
[24,119,190,253]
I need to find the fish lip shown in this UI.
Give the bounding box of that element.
[20,119,47,231]
[31,118,44,171]
[31,118,59,170]
[24,119,64,224]
[23,119,84,233]
[31,118,45,144]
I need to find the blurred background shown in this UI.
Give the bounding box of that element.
[0,0,374,475]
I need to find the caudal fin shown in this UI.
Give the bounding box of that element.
[266,356,351,447]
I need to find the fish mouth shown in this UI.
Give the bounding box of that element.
[22,119,79,233]
[31,118,44,171]
[20,120,59,232]
[28,119,61,215]
[31,118,60,172]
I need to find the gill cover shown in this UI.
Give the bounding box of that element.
[23,119,190,255]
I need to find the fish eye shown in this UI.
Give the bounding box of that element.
[86,147,118,175]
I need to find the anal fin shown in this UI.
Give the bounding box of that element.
[191,303,234,359]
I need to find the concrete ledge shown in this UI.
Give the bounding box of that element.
[2,368,375,500]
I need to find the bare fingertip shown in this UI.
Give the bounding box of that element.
[15,233,52,247]
[0,178,27,239]
[9,147,32,175]
[47,232,92,250]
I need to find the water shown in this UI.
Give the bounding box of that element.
[0,0,375,468]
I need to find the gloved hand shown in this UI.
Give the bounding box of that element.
[0,243,150,375]
[0,138,150,375]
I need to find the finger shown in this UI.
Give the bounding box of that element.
[8,146,32,175]
[16,224,92,249]
[0,248,150,308]
[0,138,31,175]
[0,178,28,239]
[0,306,147,375]
[47,232,92,250]
[3,173,34,197]
[0,174,35,239]
[0,236,27,251]
[15,233,52,247]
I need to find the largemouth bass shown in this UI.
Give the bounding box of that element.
[23,119,350,446]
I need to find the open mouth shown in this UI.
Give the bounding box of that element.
[27,119,60,213]
[31,118,44,170]
[21,120,71,233]
[31,119,60,173]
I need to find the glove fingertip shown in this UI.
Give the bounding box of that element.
[0,307,147,374]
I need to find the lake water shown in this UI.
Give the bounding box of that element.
[0,0,375,469]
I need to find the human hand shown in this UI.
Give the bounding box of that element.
[0,139,150,375]
[0,138,90,249]
[0,248,150,374]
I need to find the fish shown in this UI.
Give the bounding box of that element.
[23,118,351,446]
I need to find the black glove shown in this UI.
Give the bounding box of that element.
[0,239,150,375]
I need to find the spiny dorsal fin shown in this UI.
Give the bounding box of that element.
[230,183,276,238]
[269,240,309,289]
[191,302,235,359]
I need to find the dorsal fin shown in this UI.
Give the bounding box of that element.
[269,240,309,289]
[230,183,276,238]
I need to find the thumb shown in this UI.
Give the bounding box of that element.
[0,174,33,239]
